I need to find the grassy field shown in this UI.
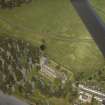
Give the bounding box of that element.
[90,0,105,23]
[0,0,104,76]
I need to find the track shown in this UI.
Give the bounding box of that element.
[71,0,105,57]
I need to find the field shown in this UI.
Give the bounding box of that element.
[0,0,104,76]
[90,0,105,23]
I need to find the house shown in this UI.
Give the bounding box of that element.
[78,84,105,104]
[79,90,92,103]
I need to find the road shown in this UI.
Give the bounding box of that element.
[71,0,105,57]
[0,92,29,105]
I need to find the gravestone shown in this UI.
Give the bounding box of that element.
[0,36,40,94]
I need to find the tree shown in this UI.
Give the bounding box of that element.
[40,39,47,51]
[0,0,32,8]
[91,95,99,105]
[0,0,6,8]
[102,100,105,105]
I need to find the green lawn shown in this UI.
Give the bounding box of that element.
[0,0,104,76]
[90,0,105,23]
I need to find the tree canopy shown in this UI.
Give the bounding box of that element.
[0,0,32,8]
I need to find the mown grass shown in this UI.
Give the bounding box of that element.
[0,0,104,76]
[90,0,105,23]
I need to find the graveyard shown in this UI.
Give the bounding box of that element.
[0,0,105,105]
[0,35,39,93]
[0,35,73,105]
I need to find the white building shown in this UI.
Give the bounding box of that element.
[78,84,105,103]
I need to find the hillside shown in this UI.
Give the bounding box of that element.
[0,0,105,105]
[0,0,104,76]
